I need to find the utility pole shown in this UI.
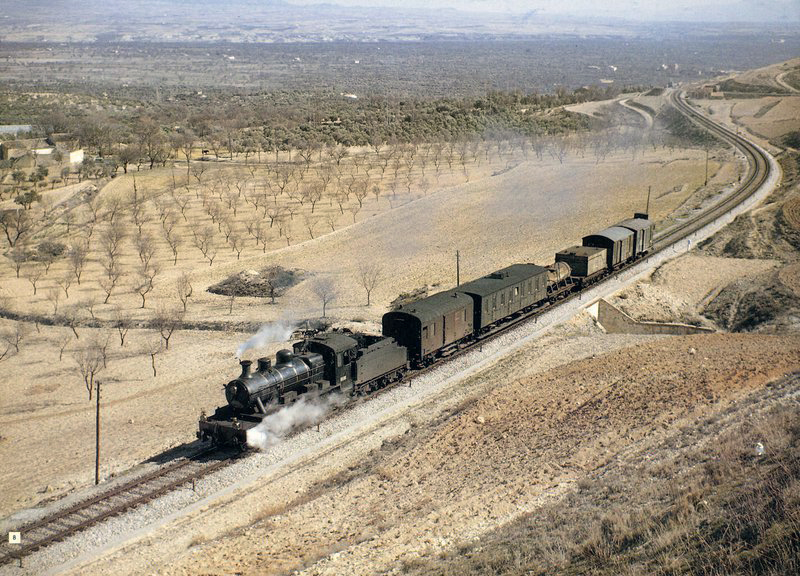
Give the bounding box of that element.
[95,379,101,485]
[704,144,709,186]
[646,185,651,216]
[456,250,460,287]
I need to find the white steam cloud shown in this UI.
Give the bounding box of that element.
[236,321,297,358]
[246,394,344,451]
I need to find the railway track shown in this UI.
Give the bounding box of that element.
[0,447,240,567]
[0,90,774,569]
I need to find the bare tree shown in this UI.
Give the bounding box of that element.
[100,220,126,265]
[192,226,217,266]
[80,296,99,322]
[136,233,157,269]
[357,263,383,306]
[0,322,27,361]
[134,262,159,308]
[10,244,28,278]
[68,242,89,285]
[100,259,122,304]
[0,208,31,247]
[113,306,131,346]
[24,262,45,295]
[47,287,61,315]
[324,212,338,232]
[311,277,337,318]
[303,214,320,239]
[262,265,281,304]
[57,272,73,298]
[57,331,72,361]
[253,221,270,253]
[153,304,183,350]
[62,305,81,339]
[146,335,161,377]
[176,272,193,312]
[228,228,245,260]
[348,202,362,223]
[73,343,104,400]
[266,205,286,228]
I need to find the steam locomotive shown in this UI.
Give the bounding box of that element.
[198,214,653,448]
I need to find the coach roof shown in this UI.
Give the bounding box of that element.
[457,263,547,297]
[392,290,472,324]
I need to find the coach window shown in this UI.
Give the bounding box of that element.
[432,323,436,336]
[514,287,519,297]
[501,293,505,305]
[464,309,467,321]
[423,326,428,340]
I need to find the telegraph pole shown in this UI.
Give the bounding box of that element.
[456,250,460,287]
[95,379,101,485]
[704,145,709,186]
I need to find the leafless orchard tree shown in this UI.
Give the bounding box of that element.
[146,335,161,377]
[80,296,98,322]
[68,242,89,285]
[357,263,383,306]
[228,227,245,259]
[176,272,193,312]
[113,306,131,346]
[100,220,126,265]
[47,287,61,315]
[73,342,105,400]
[100,259,123,304]
[0,208,32,247]
[62,304,81,339]
[311,277,337,318]
[134,262,160,308]
[193,226,217,266]
[57,330,72,361]
[136,233,157,269]
[24,262,45,295]
[324,212,338,232]
[0,321,27,361]
[55,270,73,298]
[303,215,320,239]
[348,202,362,223]
[153,304,184,350]
[253,221,270,253]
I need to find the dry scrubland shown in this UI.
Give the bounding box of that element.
[1,62,800,575]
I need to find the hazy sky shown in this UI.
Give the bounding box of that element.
[289,0,800,22]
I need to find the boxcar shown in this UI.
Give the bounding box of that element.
[617,216,654,256]
[382,290,473,365]
[582,226,634,270]
[555,245,607,278]
[457,263,549,333]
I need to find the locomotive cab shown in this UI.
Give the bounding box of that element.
[295,332,360,393]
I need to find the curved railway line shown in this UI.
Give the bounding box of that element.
[0,90,776,568]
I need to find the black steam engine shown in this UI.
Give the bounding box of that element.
[199,214,654,448]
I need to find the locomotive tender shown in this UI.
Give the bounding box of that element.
[199,214,654,448]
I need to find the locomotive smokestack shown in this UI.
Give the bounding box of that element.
[257,357,272,372]
[239,359,252,378]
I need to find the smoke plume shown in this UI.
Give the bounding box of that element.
[246,394,343,451]
[236,321,297,357]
